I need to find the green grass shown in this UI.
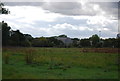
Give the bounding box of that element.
[2,47,119,79]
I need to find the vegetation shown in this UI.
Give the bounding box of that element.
[24,48,37,64]
[1,3,119,79]
[2,47,118,79]
[1,21,120,48]
[2,21,33,47]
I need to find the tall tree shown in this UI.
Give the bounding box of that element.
[72,38,80,47]
[89,34,100,47]
[48,37,64,47]
[2,21,11,46]
[10,30,31,46]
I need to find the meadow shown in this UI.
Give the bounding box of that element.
[2,47,119,79]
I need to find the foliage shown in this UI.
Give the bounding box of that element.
[2,21,11,46]
[24,34,33,41]
[10,30,31,46]
[32,37,49,47]
[1,21,119,48]
[58,34,67,37]
[103,38,120,48]
[2,21,32,47]
[80,39,90,47]
[72,38,80,47]
[47,37,64,47]
[32,37,64,47]
[89,34,100,47]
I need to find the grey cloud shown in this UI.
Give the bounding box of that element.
[4,2,45,6]
[3,1,118,18]
[41,2,118,18]
[93,2,118,19]
[41,2,83,16]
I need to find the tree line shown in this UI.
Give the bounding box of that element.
[1,21,64,47]
[1,21,120,48]
[0,3,119,48]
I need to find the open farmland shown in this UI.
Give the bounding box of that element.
[2,47,119,79]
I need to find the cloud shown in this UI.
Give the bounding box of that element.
[0,1,118,39]
[40,1,118,21]
[3,2,45,6]
[3,1,118,19]
[93,2,118,20]
[41,2,99,16]
[8,22,111,38]
[1,6,64,23]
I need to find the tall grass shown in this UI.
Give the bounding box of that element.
[3,52,11,64]
[2,47,118,69]
[24,48,37,64]
[2,47,118,79]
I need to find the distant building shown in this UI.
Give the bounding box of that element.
[56,37,73,46]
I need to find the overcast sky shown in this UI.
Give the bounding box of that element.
[0,0,119,39]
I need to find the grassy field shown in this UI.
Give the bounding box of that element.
[2,47,118,79]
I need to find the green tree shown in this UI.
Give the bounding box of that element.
[80,39,90,47]
[58,34,67,37]
[10,30,31,46]
[32,37,64,47]
[24,34,33,42]
[47,37,64,47]
[103,38,119,48]
[72,38,80,47]
[2,21,11,46]
[32,37,48,47]
[89,34,100,47]
[114,38,120,48]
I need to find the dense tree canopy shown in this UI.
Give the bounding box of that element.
[2,21,32,47]
[80,39,90,47]
[1,21,119,48]
[89,34,100,47]
[2,21,11,46]
[72,38,80,47]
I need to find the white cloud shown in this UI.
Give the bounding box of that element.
[86,16,108,26]
[72,15,118,34]
[1,6,64,23]
[24,23,94,37]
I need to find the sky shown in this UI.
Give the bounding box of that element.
[0,0,119,39]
